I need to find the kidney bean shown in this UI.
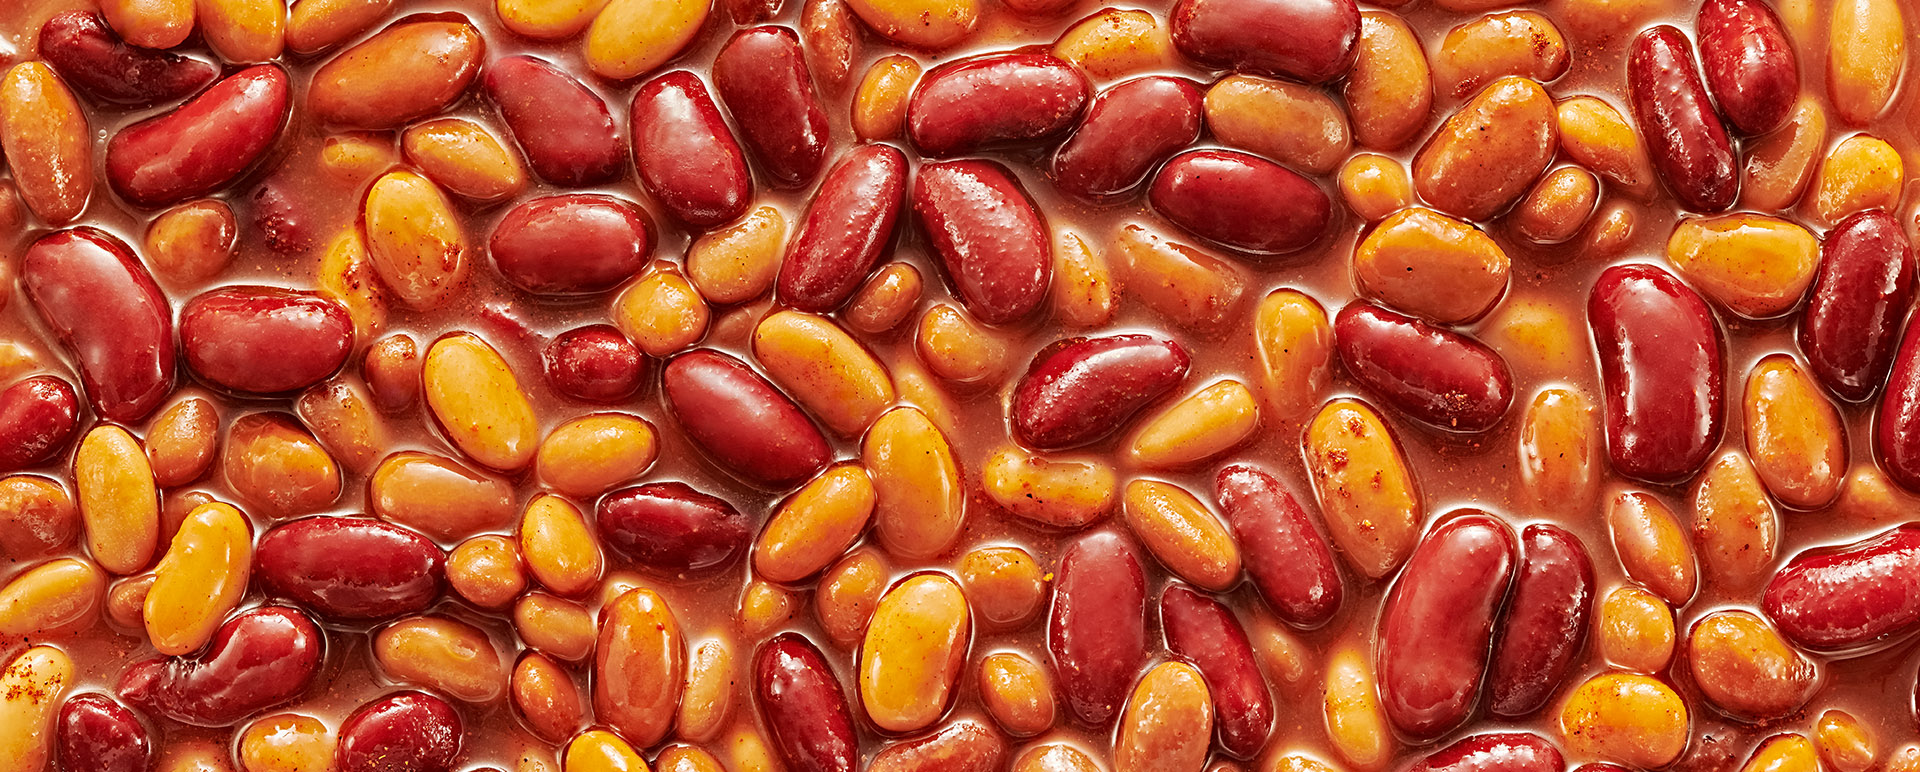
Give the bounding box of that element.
[488,195,653,296]
[1762,523,1920,653]
[255,516,445,621]
[1486,524,1595,718]
[1048,531,1148,727]
[58,693,151,772]
[1627,26,1739,212]
[483,56,623,187]
[0,647,71,772]
[1302,398,1423,579]
[1160,585,1273,759]
[1800,209,1915,401]
[1588,263,1725,484]
[1688,610,1819,720]
[630,72,753,228]
[913,160,1053,324]
[712,27,830,188]
[0,63,91,226]
[105,64,289,209]
[858,574,971,733]
[778,144,906,312]
[544,326,645,403]
[1114,662,1213,772]
[371,452,516,539]
[1149,149,1331,256]
[907,53,1090,158]
[118,605,324,727]
[662,350,830,489]
[20,228,175,423]
[1697,0,1798,135]
[1208,75,1352,176]
[1665,213,1819,319]
[0,376,79,472]
[1827,0,1907,125]
[1410,733,1564,772]
[309,20,485,130]
[1212,464,1340,629]
[38,11,216,107]
[0,557,104,637]
[1872,324,1920,491]
[178,287,354,395]
[1011,334,1190,451]
[754,633,857,772]
[335,692,462,772]
[1052,76,1203,201]
[1376,511,1516,741]
[1335,302,1514,432]
[1353,207,1511,325]
[1168,0,1360,82]
[870,720,1006,772]
[1411,76,1557,222]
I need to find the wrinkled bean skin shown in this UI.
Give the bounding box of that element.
[484,56,623,187]
[1800,209,1915,402]
[662,350,831,489]
[0,376,81,472]
[1012,334,1191,451]
[1213,463,1342,629]
[1697,0,1798,136]
[1627,26,1739,213]
[755,633,858,772]
[1159,585,1273,759]
[1334,302,1514,432]
[778,144,907,312]
[21,228,176,423]
[38,11,217,107]
[57,693,151,772]
[1588,263,1726,484]
[906,53,1091,159]
[630,72,754,228]
[1762,523,1920,654]
[335,692,463,772]
[1376,512,1516,742]
[1149,149,1332,256]
[596,482,751,575]
[1052,76,1204,201]
[869,720,1007,772]
[1168,0,1361,83]
[489,195,654,296]
[1049,531,1148,727]
[1409,733,1564,772]
[105,65,291,208]
[1485,524,1595,718]
[714,27,830,188]
[255,517,446,621]
[913,160,1054,324]
[179,287,354,395]
[118,606,325,727]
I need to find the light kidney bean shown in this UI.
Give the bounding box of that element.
[740,579,801,639]
[1205,75,1349,175]
[598,482,750,576]
[844,0,976,48]
[73,425,160,576]
[612,261,709,357]
[663,350,831,489]
[1665,213,1819,318]
[1169,0,1358,82]
[423,333,538,472]
[513,653,583,743]
[584,0,708,79]
[0,646,72,772]
[490,195,653,296]
[853,56,921,140]
[255,516,445,620]
[1335,302,1513,432]
[1410,733,1563,772]
[1323,646,1393,769]
[145,502,252,656]
[1051,231,1118,329]
[535,413,656,498]
[981,447,1117,528]
[371,452,515,539]
[1688,610,1819,720]
[1252,289,1331,421]
[1413,76,1557,221]
[714,27,830,188]
[309,21,485,129]
[402,118,526,203]
[1596,586,1674,672]
[0,475,79,560]
[335,692,462,772]
[675,640,736,742]
[844,264,921,333]
[630,72,752,228]
[1691,452,1780,590]
[907,53,1089,159]
[815,548,886,647]
[1512,166,1600,245]
[146,199,239,286]
[1801,209,1914,401]
[915,304,1011,384]
[1344,12,1432,151]
[753,464,876,583]
[1589,263,1725,483]
[1697,0,1798,135]
[959,547,1046,628]
[777,145,906,312]
[22,229,175,423]
[1628,27,1739,212]
[1012,334,1190,451]
[58,693,151,772]
[1608,492,1698,606]
[485,56,623,187]
[858,574,970,733]
[95,0,195,48]
[862,407,962,560]
[755,633,857,772]
[913,160,1053,324]
[753,311,895,436]
[106,574,154,632]
[1114,662,1212,772]
[314,230,385,342]
[596,587,685,747]
[1110,224,1247,331]
[1806,135,1903,226]
[0,557,106,637]
[223,411,338,518]
[1160,585,1272,758]
[1762,523,1920,652]
[1052,8,1177,81]
[180,287,354,395]
[1557,96,1658,200]
[1744,355,1845,508]
[1486,524,1594,717]
[515,593,596,662]
[1150,149,1331,256]
[0,63,90,226]
[361,170,471,310]
[199,0,287,62]
[1127,380,1258,469]
[1556,672,1688,768]
[565,730,644,772]
[799,0,861,87]
[364,335,420,413]
[297,379,395,475]
[1053,76,1203,199]
[1742,99,1826,211]
[39,11,216,107]
[1214,464,1341,629]
[520,495,603,597]
[1050,531,1148,726]
[1816,711,1877,772]
[119,605,324,727]
[688,210,784,307]
[1435,12,1568,98]
[1517,387,1600,518]
[1121,480,1241,591]
[495,0,606,40]
[980,654,1055,736]
[376,616,506,705]
[1376,511,1516,741]
[146,398,216,486]
[1826,0,1906,124]
[448,535,526,610]
[1352,208,1511,324]
[0,376,79,473]
[107,64,288,207]
[869,720,1006,772]
[1302,399,1423,579]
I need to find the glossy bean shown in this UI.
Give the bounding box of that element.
[1049,531,1148,727]
[630,72,753,229]
[1150,149,1332,256]
[1160,585,1272,759]
[907,53,1089,158]
[118,606,324,727]
[714,27,831,188]
[485,56,624,187]
[913,160,1053,324]
[1375,512,1516,742]
[1627,26,1739,212]
[1588,263,1725,483]
[1301,399,1423,579]
[663,349,831,489]
[490,194,654,296]
[38,11,216,107]
[1054,76,1204,199]
[1486,524,1595,717]
[21,229,175,423]
[1168,0,1360,82]
[255,516,445,621]
[1698,0,1799,135]
[778,144,907,312]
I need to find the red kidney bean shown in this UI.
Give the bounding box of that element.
[484,55,624,187]
[1168,0,1360,83]
[1486,524,1594,718]
[906,52,1091,158]
[179,286,355,395]
[38,11,216,107]
[336,692,463,772]
[1051,76,1204,201]
[713,26,830,188]
[1011,334,1191,451]
[662,349,831,489]
[105,65,291,208]
[777,144,907,313]
[1877,325,1920,490]
[1213,463,1342,629]
[596,482,751,575]
[630,72,754,228]
[1696,0,1798,136]
[1762,524,1920,653]
[20,228,175,424]
[255,516,446,621]
[118,606,325,727]
[912,159,1052,325]
[754,633,858,772]
[1409,732,1565,772]
[1159,584,1273,759]
[0,375,80,472]
[1376,510,1516,742]
[868,719,1007,772]
[1799,209,1915,402]
[489,194,654,296]
[58,693,152,772]
[1627,26,1738,213]
[1588,263,1725,484]
[544,325,646,403]
[251,173,317,256]
[1048,531,1148,727]
[1149,149,1332,256]
[1334,302,1514,432]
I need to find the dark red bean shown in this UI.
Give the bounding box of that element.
[911,159,1053,325]
[868,719,1008,772]
[1762,523,1920,653]
[1627,26,1739,213]
[1011,334,1191,451]
[336,692,463,772]
[105,65,292,208]
[544,325,646,403]
[630,72,753,228]
[661,349,831,489]
[0,376,81,472]
[1051,76,1204,201]
[1409,732,1565,772]
[1486,523,1595,718]
[1696,0,1798,136]
[1333,301,1514,433]
[1588,263,1725,484]
[1148,149,1332,256]
[19,228,175,424]
[1048,531,1148,727]
[712,26,830,188]
[1159,584,1273,759]
[1168,0,1361,83]
[1375,511,1516,742]
[250,173,317,256]
[754,633,858,772]
[58,693,152,772]
[488,194,654,296]
[776,144,907,313]
[725,0,783,23]
[483,55,624,187]
[1878,324,1920,490]
[117,606,325,727]
[254,516,446,621]
[1799,209,1915,402]
[906,52,1091,158]
[179,286,355,395]
[596,482,751,575]
[1213,463,1342,629]
[37,11,217,107]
